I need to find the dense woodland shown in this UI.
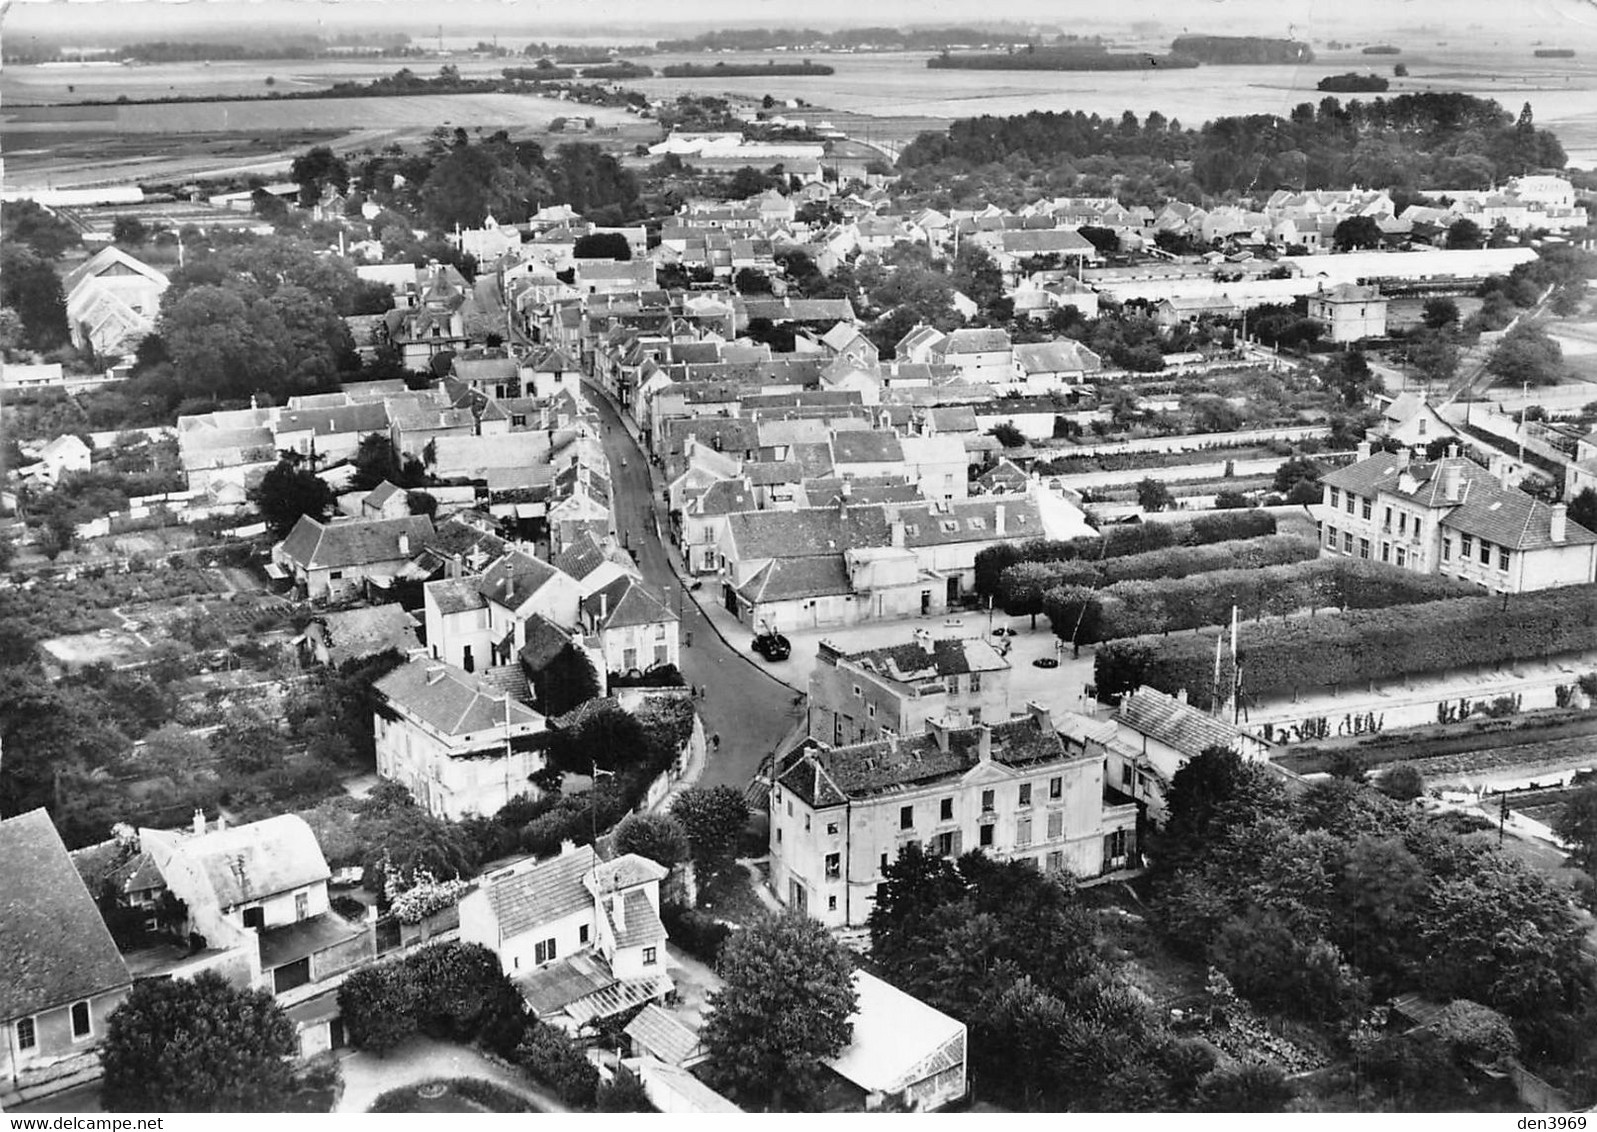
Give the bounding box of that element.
[897,93,1567,203]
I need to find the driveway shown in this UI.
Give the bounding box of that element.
[334,1035,568,1113]
[584,385,804,794]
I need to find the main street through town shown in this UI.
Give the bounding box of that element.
[583,384,805,797]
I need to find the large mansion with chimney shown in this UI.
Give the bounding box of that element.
[1316,448,1597,593]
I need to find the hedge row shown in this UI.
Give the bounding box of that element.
[1094,582,1597,709]
[974,509,1277,598]
[1041,557,1482,645]
[999,534,1318,613]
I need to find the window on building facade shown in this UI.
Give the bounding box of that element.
[1381,542,1391,563]
[981,789,995,813]
[1047,811,1064,840]
[1016,816,1032,847]
[940,798,953,821]
[1396,547,1407,568]
[935,831,956,857]
[970,672,982,692]
[1480,540,1492,565]
[828,896,837,911]
[1019,783,1032,806]
[643,947,657,966]
[827,822,839,835]
[804,814,811,832]
[71,1002,91,1040]
[1362,498,1372,520]
[1399,512,1407,535]
[1329,487,1340,507]
[970,706,982,724]
[17,1018,36,1051]
[1442,538,1452,561]
[900,805,914,830]
[1343,532,1354,553]
[1462,535,1473,557]
[1326,525,1338,549]
[1359,538,1370,559]
[1046,851,1064,871]
[880,853,888,872]
[1345,495,1354,515]
[295,892,309,922]
[979,824,994,847]
[1498,547,1510,571]
[579,925,590,945]
[867,704,876,719]
[1049,777,1062,800]
[825,853,841,879]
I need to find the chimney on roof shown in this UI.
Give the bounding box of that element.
[1356,440,1371,460]
[193,808,206,836]
[995,504,1006,536]
[926,717,951,752]
[913,626,933,655]
[891,519,906,549]
[610,893,624,929]
[1174,688,1188,706]
[599,591,608,623]
[560,839,578,856]
[1443,460,1463,503]
[1551,502,1568,543]
[398,533,411,557]
[1027,701,1053,734]
[426,664,447,685]
[977,725,993,763]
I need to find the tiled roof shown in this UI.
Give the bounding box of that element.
[376,656,543,736]
[831,430,904,465]
[169,814,331,909]
[258,911,364,971]
[480,845,597,939]
[582,576,677,631]
[890,498,1041,546]
[279,515,436,571]
[737,556,852,604]
[589,854,668,894]
[938,328,1012,355]
[518,613,573,674]
[1322,454,1597,551]
[315,604,419,663]
[428,577,489,616]
[1013,340,1102,374]
[1119,686,1250,758]
[553,531,607,581]
[999,228,1095,254]
[624,1003,702,1065]
[839,637,1009,683]
[725,505,890,561]
[928,406,980,432]
[804,479,922,507]
[1,810,132,1020]
[744,463,802,487]
[776,716,1071,805]
[479,550,566,610]
[602,888,665,950]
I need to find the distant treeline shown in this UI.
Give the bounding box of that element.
[1361,45,1402,54]
[654,26,1091,52]
[897,92,1566,197]
[113,35,413,63]
[1317,72,1390,92]
[928,49,1196,71]
[659,61,834,77]
[1169,35,1315,64]
[1534,48,1576,58]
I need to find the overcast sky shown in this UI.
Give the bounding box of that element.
[7,0,1597,41]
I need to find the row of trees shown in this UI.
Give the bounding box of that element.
[1095,581,1597,708]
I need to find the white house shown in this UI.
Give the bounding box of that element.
[372,656,547,820]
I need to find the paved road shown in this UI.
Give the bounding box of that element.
[583,386,803,795]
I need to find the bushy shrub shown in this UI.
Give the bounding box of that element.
[661,901,733,963]
[1044,558,1480,644]
[516,1021,599,1107]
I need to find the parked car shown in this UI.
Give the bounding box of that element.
[752,631,791,661]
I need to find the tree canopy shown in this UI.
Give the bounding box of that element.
[101,972,297,1112]
[699,913,858,1109]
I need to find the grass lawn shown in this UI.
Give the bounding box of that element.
[368,1078,536,1114]
[696,861,772,928]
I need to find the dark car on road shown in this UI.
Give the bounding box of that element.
[752,631,791,661]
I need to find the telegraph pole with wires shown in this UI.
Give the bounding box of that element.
[591,761,616,845]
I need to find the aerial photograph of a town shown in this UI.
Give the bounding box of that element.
[2,0,1596,1118]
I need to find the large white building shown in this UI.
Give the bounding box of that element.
[1317,449,1597,593]
[769,707,1140,927]
[373,657,547,819]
